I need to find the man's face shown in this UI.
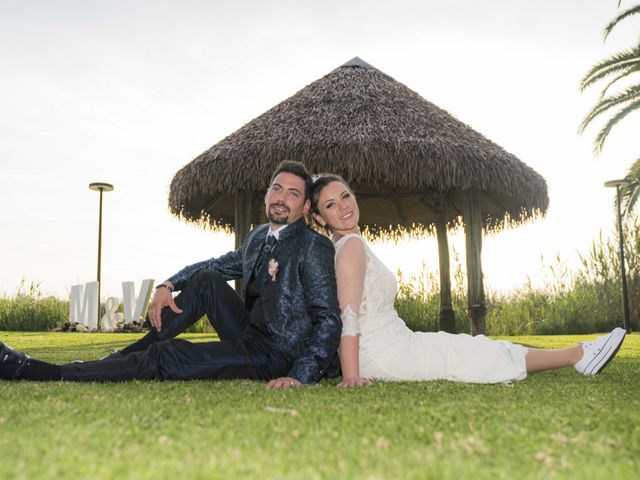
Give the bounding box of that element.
[264,172,310,225]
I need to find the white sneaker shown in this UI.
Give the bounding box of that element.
[574,327,626,375]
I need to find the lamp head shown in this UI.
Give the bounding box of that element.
[89,182,114,192]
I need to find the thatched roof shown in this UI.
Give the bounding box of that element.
[169,57,548,235]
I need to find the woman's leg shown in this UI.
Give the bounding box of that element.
[525,327,627,375]
[525,345,583,373]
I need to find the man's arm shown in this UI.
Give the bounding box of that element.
[286,236,342,384]
[148,242,247,331]
[166,248,245,292]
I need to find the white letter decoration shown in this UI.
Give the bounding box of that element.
[122,279,154,323]
[70,282,99,331]
[101,297,125,332]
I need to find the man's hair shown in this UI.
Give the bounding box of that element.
[270,160,313,200]
[309,173,351,214]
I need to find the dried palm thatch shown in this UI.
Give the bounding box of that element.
[169,57,548,238]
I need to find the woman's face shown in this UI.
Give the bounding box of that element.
[314,181,360,236]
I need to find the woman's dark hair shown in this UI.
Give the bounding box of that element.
[269,160,313,200]
[310,174,352,213]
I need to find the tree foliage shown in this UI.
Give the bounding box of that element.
[580,2,640,213]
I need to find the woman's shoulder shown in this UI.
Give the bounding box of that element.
[334,234,367,257]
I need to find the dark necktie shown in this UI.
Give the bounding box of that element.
[255,235,277,272]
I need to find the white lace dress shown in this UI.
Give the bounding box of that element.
[334,234,528,383]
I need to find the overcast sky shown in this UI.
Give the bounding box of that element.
[1,0,637,299]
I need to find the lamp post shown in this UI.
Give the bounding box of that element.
[604,179,631,333]
[89,182,114,329]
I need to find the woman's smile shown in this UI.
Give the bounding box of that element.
[315,180,361,238]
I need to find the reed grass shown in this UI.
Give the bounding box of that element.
[5,216,640,335]
[397,216,640,335]
[0,280,68,331]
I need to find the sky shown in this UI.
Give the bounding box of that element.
[1,0,638,300]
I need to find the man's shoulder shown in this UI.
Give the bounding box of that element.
[298,225,333,247]
[300,230,335,265]
[276,220,331,245]
[246,223,269,241]
[296,224,333,248]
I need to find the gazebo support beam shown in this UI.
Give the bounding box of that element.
[390,196,407,224]
[203,193,223,213]
[234,189,253,293]
[433,196,456,333]
[463,190,486,335]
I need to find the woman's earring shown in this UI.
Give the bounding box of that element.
[313,214,326,227]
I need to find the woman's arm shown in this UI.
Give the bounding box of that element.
[337,332,371,387]
[334,237,372,388]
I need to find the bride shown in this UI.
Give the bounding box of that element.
[309,174,626,387]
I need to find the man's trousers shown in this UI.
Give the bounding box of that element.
[60,270,292,381]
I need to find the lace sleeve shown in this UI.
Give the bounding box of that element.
[341,305,360,337]
[335,236,367,337]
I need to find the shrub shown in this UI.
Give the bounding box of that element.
[5,216,640,335]
[0,280,68,331]
[396,217,640,335]
[396,249,470,333]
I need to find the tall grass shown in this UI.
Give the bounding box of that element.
[396,248,470,333]
[0,279,213,333]
[4,217,640,334]
[397,217,640,335]
[0,280,68,331]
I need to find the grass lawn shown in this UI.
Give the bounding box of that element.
[1,332,639,479]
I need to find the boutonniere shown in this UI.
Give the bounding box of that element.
[268,259,279,282]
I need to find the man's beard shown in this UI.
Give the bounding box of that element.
[267,203,290,225]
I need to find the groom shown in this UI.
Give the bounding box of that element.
[1,160,342,387]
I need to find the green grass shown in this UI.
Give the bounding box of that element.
[1,332,639,479]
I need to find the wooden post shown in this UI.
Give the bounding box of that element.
[234,190,253,293]
[433,196,456,332]
[463,190,486,335]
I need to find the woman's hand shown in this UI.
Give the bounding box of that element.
[337,377,373,388]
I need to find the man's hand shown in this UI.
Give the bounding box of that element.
[266,376,303,389]
[336,377,373,388]
[148,285,182,332]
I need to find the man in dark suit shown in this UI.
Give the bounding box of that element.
[0,161,342,388]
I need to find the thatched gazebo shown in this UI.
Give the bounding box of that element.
[169,57,548,335]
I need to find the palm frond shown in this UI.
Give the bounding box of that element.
[622,157,640,214]
[600,63,640,98]
[593,97,640,153]
[580,47,640,91]
[604,5,640,40]
[580,84,640,133]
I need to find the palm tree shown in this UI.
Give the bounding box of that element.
[579,2,640,212]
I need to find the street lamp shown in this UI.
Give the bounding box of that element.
[89,181,114,329]
[604,179,631,333]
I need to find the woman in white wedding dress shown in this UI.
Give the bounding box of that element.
[309,175,626,387]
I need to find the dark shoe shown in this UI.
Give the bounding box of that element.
[100,350,123,361]
[0,342,30,380]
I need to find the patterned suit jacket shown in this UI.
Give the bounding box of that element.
[167,218,341,384]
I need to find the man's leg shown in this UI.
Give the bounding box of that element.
[120,270,247,355]
[60,337,290,382]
